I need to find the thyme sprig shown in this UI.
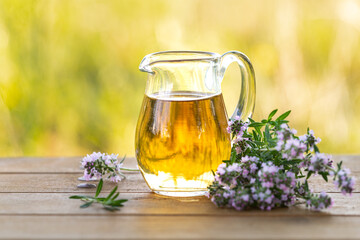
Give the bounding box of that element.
[70,179,127,211]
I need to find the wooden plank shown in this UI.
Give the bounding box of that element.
[0,215,359,239]
[0,156,137,173]
[0,172,358,193]
[0,173,150,193]
[0,155,358,173]
[0,192,358,216]
[308,174,360,193]
[0,156,82,173]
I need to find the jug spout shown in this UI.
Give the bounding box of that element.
[139,54,154,73]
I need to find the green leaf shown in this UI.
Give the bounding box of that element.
[253,141,264,148]
[268,109,278,120]
[278,120,289,124]
[243,133,252,138]
[110,199,128,206]
[264,124,271,141]
[108,203,124,207]
[267,139,277,146]
[248,118,255,123]
[80,201,93,208]
[111,192,120,200]
[338,161,343,169]
[69,195,86,199]
[105,185,118,201]
[314,145,320,153]
[120,155,126,164]
[276,110,291,121]
[246,140,257,148]
[252,130,258,141]
[230,148,237,164]
[321,172,328,182]
[95,179,103,197]
[103,206,119,212]
[248,122,265,128]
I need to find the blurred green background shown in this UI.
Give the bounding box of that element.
[0,0,360,157]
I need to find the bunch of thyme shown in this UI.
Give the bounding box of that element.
[208,110,356,211]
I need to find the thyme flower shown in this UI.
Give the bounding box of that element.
[82,152,137,182]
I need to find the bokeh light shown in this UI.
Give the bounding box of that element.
[0,0,359,156]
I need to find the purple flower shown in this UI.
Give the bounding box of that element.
[302,153,333,173]
[277,124,297,142]
[335,168,356,195]
[306,192,333,211]
[299,129,321,151]
[81,152,124,183]
[250,163,258,173]
[110,175,122,183]
[216,163,226,175]
[227,118,250,154]
[227,163,241,172]
[226,126,231,133]
[83,169,93,181]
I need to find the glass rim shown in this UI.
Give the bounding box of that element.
[144,50,221,63]
[139,51,221,73]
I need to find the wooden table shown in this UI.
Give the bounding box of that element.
[0,155,359,239]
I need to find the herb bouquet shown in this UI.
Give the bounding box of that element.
[207,110,355,211]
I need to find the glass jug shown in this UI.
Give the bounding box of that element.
[135,51,256,197]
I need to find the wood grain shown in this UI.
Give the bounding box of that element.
[0,192,358,216]
[0,215,360,239]
[0,172,358,193]
[0,173,150,193]
[0,155,357,173]
[0,156,137,173]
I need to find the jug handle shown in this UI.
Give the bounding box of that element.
[218,51,256,121]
